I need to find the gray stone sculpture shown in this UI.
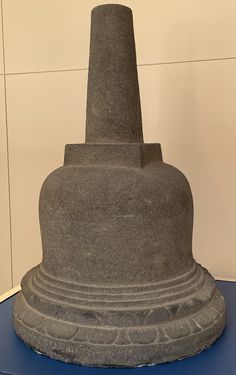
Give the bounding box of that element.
[14,4,226,367]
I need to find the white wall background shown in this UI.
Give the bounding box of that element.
[1,0,236,294]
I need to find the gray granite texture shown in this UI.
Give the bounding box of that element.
[14,3,226,368]
[86,4,143,143]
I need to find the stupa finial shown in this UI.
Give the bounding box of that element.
[85,4,143,143]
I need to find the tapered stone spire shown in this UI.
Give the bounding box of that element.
[86,5,143,143]
[14,4,226,368]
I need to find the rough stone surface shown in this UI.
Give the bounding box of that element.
[86,4,143,143]
[14,3,226,368]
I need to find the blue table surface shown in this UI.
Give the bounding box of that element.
[0,281,235,375]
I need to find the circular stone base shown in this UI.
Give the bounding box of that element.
[14,292,225,367]
[13,264,226,367]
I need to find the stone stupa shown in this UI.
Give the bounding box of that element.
[14,4,226,367]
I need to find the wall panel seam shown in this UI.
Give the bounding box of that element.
[3,55,236,77]
[1,0,13,288]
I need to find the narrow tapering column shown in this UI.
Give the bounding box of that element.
[86,4,143,143]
